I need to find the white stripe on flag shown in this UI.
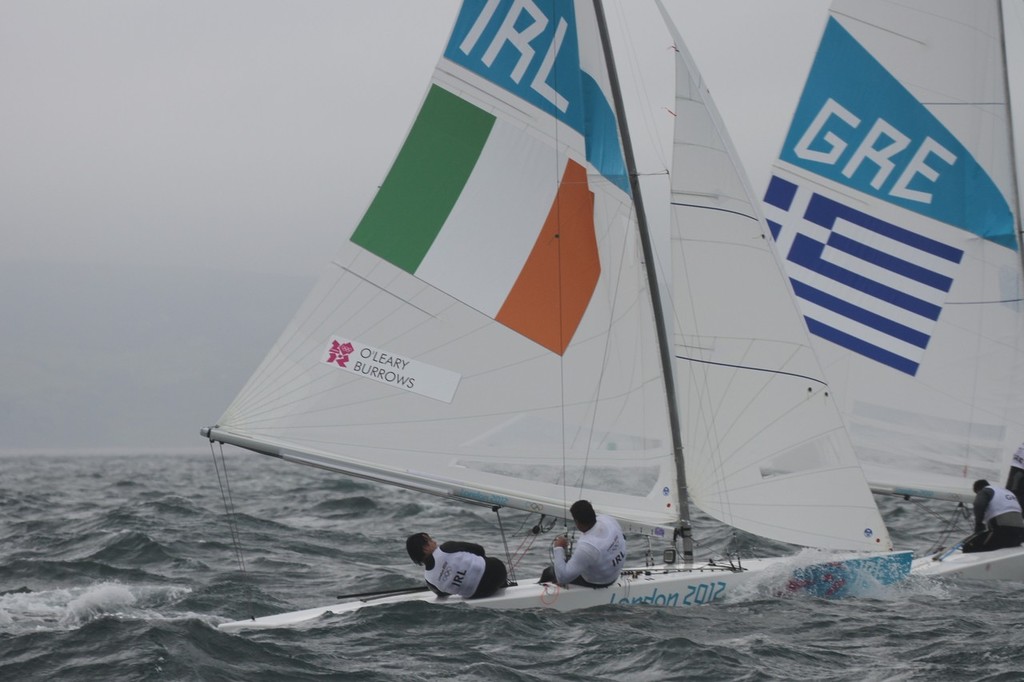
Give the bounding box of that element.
[415,120,565,316]
[798,298,928,361]
[829,217,962,280]
[785,261,935,335]
[817,242,952,306]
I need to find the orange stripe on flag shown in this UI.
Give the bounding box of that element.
[496,160,600,355]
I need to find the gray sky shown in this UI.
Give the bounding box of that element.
[1,1,833,453]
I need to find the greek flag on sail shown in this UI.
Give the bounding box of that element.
[764,175,963,376]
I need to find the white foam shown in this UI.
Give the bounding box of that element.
[0,582,196,634]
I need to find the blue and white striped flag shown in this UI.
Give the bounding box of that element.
[764,175,963,376]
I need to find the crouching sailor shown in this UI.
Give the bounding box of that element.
[405,532,508,599]
[539,499,626,588]
[963,479,1024,553]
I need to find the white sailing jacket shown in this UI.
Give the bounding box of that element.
[423,546,485,597]
[554,514,626,585]
[982,485,1023,525]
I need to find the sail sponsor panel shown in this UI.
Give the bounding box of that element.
[321,336,461,402]
[764,173,963,376]
[779,17,1013,249]
[444,0,627,193]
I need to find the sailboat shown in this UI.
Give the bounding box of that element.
[762,0,1024,579]
[203,0,910,632]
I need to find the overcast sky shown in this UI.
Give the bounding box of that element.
[0,1,847,453]
[2,1,829,277]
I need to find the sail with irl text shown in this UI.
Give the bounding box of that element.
[216,0,682,532]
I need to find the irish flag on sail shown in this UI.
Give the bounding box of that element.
[351,85,599,356]
[351,0,628,356]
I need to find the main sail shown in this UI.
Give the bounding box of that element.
[764,0,1024,502]
[657,4,893,552]
[208,1,681,532]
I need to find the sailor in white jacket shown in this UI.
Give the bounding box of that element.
[541,500,626,588]
[962,479,1024,553]
[405,533,508,599]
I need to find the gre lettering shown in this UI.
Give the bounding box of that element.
[794,97,956,204]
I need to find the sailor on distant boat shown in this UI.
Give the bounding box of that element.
[1004,443,1024,504]
[962,480,1024,553]
[405,532,508,599]
[539,500,626,588]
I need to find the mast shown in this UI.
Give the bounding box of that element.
[592,0,693,560]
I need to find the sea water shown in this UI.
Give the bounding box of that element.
[1,452,1021,681]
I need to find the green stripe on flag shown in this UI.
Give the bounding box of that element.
[351,85,495,273]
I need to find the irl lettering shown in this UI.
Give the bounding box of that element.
[458,0,570,112]
[794,97,957,205]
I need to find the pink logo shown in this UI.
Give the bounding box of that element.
[326,340,355,368]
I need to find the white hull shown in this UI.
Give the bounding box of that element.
[219,551,912,632]
[911,546,1024,581]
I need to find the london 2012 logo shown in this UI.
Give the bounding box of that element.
[325,340,355,368]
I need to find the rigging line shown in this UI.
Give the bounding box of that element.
[236,258,429,416]
[608,0,669,173]
[510,536,538,571]
[657,0,788,531]
[946,297,1024,305]
[922,101,1006,107]
[510,515,556,569]
[492,506,518,585]
[959,0,1018,468]
[575,199,645,502]
[558,214,568,528]
[596,0,691,547]
[674,352,830,387]
[538,0,569,528]
[567,6,634,508]
[998,0,1024,269]
[510,532,535,566]
[907,495,963,525]
[234,267,390,414]
[329,261,437,318]
[238,297,491,421]
[829,10,927,46]
[230,268,350,413]
[233,299,469,421]
[920,500,971,555]
[209,442,255,621]
[668,201,758,222]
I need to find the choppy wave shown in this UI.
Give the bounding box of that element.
[0,582,199,632]
[1,452,1022,681]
